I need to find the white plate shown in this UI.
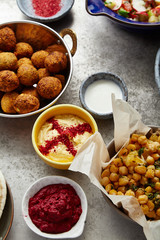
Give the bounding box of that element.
[22,176,88,239]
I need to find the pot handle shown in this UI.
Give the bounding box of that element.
[60,28,77,56]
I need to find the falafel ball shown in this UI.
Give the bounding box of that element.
[22,86,39,100]
[44,51,67,73]
[45,44,66,54]
[0,52,18,71]
[0,27,16,51]
[54,74,65,88]
[17,64,39,86]
[0,70,19,92]
[14,42,33,59]
[37,68,50,80]
[31,50,49,68]
[17,57,33,68]
[37,77,62,99]
[13,93,40,114]
[1,91,19,113]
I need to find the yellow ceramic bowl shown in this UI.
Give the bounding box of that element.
[32,104,98,170]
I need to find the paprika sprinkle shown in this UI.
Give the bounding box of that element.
[32,0,62,18]
[37,114,93,163]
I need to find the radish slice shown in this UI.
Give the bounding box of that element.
[132,0,147,12]
[112,0,122,10]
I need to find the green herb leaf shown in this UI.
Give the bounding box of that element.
[138,147,145,157]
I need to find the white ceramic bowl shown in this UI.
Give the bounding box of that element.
[22,176,88,239]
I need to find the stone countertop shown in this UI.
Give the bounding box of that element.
[0,0,160,240]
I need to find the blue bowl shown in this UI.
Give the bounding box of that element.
[79,72,128,120]
[16,0,75,22]
[86,0,160,31]
[155,48,160,94]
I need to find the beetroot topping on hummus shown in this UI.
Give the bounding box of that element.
[38,114,93,162]
[29,183,82,234]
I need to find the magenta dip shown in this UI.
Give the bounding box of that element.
[29,183,82,233]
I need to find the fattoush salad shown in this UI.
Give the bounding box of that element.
[103,0,160,22]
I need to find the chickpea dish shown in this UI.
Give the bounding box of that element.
[101,130,160,220]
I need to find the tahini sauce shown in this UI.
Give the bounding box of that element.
[84,80,123,114]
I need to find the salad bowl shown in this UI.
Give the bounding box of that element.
[86,0,160,31]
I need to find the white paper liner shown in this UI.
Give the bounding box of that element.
[69,95,160,240]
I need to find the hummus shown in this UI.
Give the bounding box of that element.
[38,114,93,162]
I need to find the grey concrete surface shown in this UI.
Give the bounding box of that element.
[0,0,160,239]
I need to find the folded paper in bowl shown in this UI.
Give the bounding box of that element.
[69,95,159,240]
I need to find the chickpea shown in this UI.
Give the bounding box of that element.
[146,210,156,219]
[156,208,160,217]
[128,166,134,174]
[119,148,128,156]
[117,186,126,194]
[155,169,160,178]
[138,195,148,204]
[109,172,119,182]
[119,176,129,186]
[138,136,147,145]
[146,156,155,165]
[134,165,146,175]
[147,165,155,170]
[113,158,123,167]
[145,186,152,193]
[127,174,132,180]
[147,200,154,211]
[117,191,124,195]
[141,204,149,215]
[129,178,137,186]
[140,176,148,185]
[151,153,160,160]
[145,169,154,178]
[110,164,119,173]
[131,134,139,142]
[101,177,110,187]
[125,190,135,196]
[127,144,137,151]
[119,166,128,175]
[101,168,110,178]
[152,177,159,183]
[109,189,117,195]
[133,173,141,181]
[136,188,145,198]
[105,183,113,193]
[135,142,141,150]
[155,182,160,191]
[114,182,119,189]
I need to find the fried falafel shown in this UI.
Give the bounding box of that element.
[37,76,62,99]
[0,27,16,51]
[22,86,39,100]
[44,51,67,73]
[17,57,33,68]
[0,52,18,71]
[13,93,40,114]
[1,91,19,113]
[45,44,66,54]
[17,64,39,86]
[37,68,50,80]
[31,50,49,68]
[14,42,33,59]
[0,70,19,92]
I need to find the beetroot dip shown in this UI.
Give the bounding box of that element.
[28,183,82,233]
